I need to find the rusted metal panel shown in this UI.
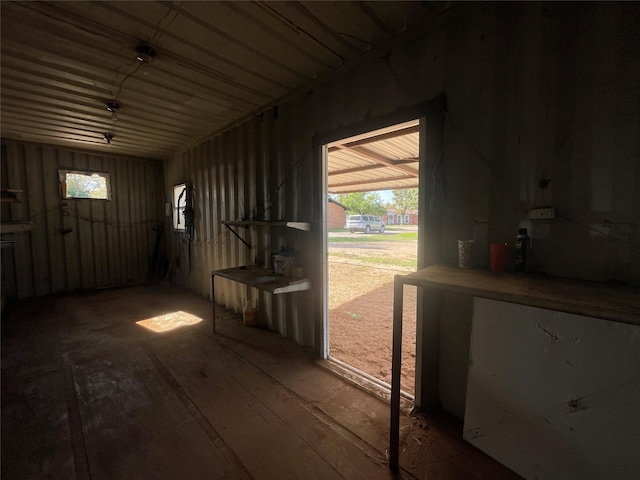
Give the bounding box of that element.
[1,140,163,301]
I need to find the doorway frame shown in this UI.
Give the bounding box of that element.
[312,95,445,408]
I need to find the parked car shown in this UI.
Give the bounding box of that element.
[345,214,385,234]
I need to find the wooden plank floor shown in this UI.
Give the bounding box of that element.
[1,284,522,480]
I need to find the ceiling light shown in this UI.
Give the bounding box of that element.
[136,44,156,62]
[106,102,120,121]
[103,132,113,145]
[136,44,156,75]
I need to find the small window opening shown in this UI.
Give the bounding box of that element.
[173,183,187,231]
[59,170,111,200]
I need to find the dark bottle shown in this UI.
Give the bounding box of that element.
[514,228,530,273]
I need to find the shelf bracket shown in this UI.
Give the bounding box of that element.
[224,224,251,249]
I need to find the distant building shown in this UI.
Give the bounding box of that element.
[384,208,418,225]
[328,198,349,229]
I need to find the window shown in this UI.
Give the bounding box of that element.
[397,214,402,224]
[404,214,410,224]
[172,183,187,231]
[59,170,111,200]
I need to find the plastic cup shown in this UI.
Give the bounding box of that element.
[458,240,474,268]
[490,242,509,273]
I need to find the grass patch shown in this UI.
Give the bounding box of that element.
[329,232,417,243]
[329,252,417,269]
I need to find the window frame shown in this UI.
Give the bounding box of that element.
[172,183,187,232]
[59,169,112,200]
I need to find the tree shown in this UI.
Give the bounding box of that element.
[335,192,386,215]
[392,188,418,224]
[66,172,108,199]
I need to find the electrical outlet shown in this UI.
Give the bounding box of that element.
[529,207,556,220]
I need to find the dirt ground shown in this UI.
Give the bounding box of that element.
[328,231,417,395]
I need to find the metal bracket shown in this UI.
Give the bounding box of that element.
[224,224,251,249]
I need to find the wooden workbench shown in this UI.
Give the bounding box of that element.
[389,265,640,471]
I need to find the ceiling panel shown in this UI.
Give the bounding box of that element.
[1,1,455,160]
[327,120,419,194]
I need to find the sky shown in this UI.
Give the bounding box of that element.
[379,190,392,203]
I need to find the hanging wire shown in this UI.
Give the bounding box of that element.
[557,214,640,254]
[249,152,308,221]
[443,110,528,215]
[113,61,143,103]
[443,111,640,254]
[152,1,183,41]
[108,2,183,107]
[26,204,160,228]
[428,147,444,215]
[297,2,378,49]
[256,2,345,61]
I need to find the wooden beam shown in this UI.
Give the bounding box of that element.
[328,182,418,194]
[328,125,419,150]
[328,158,417,177]
[330,145,419,178]
[330,174,416,188]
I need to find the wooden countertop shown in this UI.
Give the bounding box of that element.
[399,265,640,326]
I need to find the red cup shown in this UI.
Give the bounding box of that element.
[490,242,509,273]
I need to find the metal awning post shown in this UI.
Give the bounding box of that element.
[389,274,405,472]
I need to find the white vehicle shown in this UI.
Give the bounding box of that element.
[345,215,385,234]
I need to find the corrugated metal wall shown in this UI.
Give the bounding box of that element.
[165,2,640,352]
[165,109,317,347]
[1,141,164,300]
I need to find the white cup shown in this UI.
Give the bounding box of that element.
[458,240,474,268]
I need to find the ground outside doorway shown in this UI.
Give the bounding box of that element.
[328,225,418,396]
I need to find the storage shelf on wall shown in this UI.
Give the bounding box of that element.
[0,222,33,234]
[222,220,311,231]
[212,265,311,294]
[1,189,23,203]
[1,190,32,236]
[212,218,312,332]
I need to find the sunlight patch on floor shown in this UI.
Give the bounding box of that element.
[136,311,202,332]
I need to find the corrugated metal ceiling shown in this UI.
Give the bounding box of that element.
[327,120,419,193]
[1,1,450,160]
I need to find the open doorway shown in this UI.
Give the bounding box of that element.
[324,120,420,397]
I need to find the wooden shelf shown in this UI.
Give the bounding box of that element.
[222,220,311,231]
[1,189,23,203]
[212,266,311,294]
[214,219,311,332]
[0,222,33,234]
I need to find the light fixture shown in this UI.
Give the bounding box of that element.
[136,44,156,75]
[106,102,120,121]
[103,132,113,145]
